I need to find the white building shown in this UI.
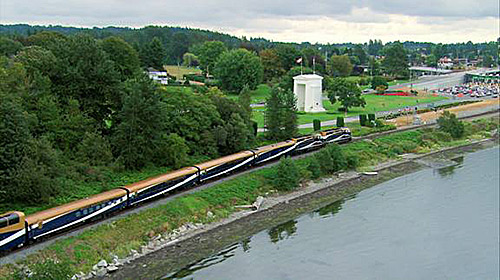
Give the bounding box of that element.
[293,74,326,113]
[148,71,169,85]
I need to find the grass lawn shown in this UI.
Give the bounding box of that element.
[253,94,446,127]
[164,65,202,79]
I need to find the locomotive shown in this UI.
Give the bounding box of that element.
[0,128,351,252]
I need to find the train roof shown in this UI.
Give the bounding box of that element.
[252,140,296,154]
[124,167,198,193]
[26,189,127,225]
[195,151,254,170]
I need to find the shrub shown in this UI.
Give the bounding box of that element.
[313,119,321,131]
[336,116,345,127]
[371,76,388,90]
[359,114,367,126]
[307,157,322,179]
[315,144,347,174]
[272,156,300,191]
[368,113,376,122]
[374,119,385,127]
[437,111,465,139]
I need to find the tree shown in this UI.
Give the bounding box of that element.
[326,78,366,115]
[272,157,300,191]
[426,54,438,68]
[370,76,388,90]
[482,55,494,67]
[368,56,381,76]
[260,48,284,82]
[301,47,325,72]
[353,44,367,65]
[45,34,121,126]
[368,39,383,56]
[437,111,464,139]
[265,86,297,140]
[214,48,263,92]
[101,36,141,80]
[141,37,166,70]
[157,133,189,169]
[112,75,166,169]
[382,42,409,78]
[275,44,301,71]
[182,52,199,67]
[238,85,253,121]
[194,41,227,75]
[327,55,353,77]
[0,36,23,57]
[162,87,221,156]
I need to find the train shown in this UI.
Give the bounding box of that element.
[0,127,351,252]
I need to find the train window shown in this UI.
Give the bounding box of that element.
[76,211,81,218]
[88,207,94,214]
[83,209,88,215]
[7,213,19,225]
[0,218,7,228]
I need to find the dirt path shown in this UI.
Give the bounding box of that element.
[391,98,499,126]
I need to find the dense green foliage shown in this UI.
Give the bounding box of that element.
[272,157,301,191]
[326,78,366,113]
[336,117,345,127]
[370,76,388,90]
[327,55,353,77]
[382,42,409,79]
[313,119,321,131]
[0,32,255,207]
[437,111,465,139]
[213,48,263,92]
[265,86,298,140]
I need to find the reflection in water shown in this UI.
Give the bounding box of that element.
[437,156,464,177]
[162,244,240,280]
[268,220,297,243]
[240,237,251,252]
[315,197,348,218]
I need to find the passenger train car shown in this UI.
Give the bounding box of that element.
[0,127,351,252]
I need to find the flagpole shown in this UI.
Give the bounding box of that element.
[313,57,316,74]
[301,57,303,75]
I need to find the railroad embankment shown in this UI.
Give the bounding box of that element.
[1,115,498,280]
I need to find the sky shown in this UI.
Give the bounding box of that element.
[1,0,498,44]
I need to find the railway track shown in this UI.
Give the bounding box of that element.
[1,108,498,264]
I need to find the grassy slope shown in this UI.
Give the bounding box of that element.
[1,117,497,278]
[164,65,202,79]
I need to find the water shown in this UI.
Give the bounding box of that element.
[165,147,500,280]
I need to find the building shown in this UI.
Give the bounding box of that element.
[293,74,326,113]
[438,57,453,69]
[147,70,169,85]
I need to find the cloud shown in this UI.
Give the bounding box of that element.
[0,0,498,43]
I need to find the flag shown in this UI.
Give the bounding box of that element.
[296,57,302,64]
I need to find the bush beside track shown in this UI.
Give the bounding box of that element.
[1,115,498,279]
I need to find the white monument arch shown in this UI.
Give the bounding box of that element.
[293,74,326,113]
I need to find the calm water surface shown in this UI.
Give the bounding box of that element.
[165,147,500,280]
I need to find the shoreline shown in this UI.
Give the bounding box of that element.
[103,138,498,280]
